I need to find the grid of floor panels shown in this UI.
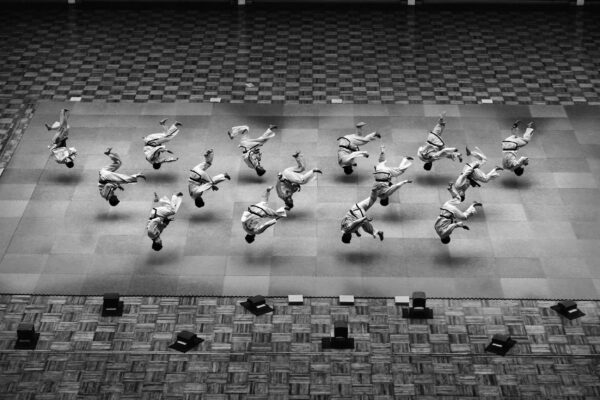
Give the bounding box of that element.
[0,102,598,298]
[0,295,599,400]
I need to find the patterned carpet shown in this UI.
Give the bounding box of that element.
[0,295,599,399]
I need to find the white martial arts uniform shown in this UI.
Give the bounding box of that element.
[147,192,183,243]
[188,150,229,203]
[241,187,287,238]
[229,125,276,174]
[47,109,77,166]
[434,197,479,241]
[337,129,379,171]
[275,153,319,210]
[371,146,412,203]
[98,151,143,202]
[142,120,180,166]
[502,122,535,172]
[340,192,383,241]
[449,147,502,201]
[417,116,461,166]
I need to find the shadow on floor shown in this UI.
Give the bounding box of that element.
[95,211,131,221]
[500,177,532,189]
[45,172,84,185]
[338,250,386,265]
[146,172,180,183]
[237,173,269,185]
[416,174,454,187]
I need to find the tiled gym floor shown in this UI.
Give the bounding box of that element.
[1,101,598,298]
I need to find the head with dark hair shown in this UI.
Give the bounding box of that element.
[153,163,161,170]
[245,234,255,244]
[194,197,205,208]
[343,166,353,175]
[423,162,432,171]
[151,239,163,251]
[441,236,451,244]
[341,232,352,244]
[65,160,74,168]
[514,166,524,176]
[255,166,266,176]
[108,195,120,207]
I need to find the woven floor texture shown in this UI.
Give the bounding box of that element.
[0,295,599,399]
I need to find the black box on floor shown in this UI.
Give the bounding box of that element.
[14,323,39,350]
[169,331,204,353]
[551,300,585,320]
[240,295,273,316]
[485,334,516,356]
[102,293,124,317]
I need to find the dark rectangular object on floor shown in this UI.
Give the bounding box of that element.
[15,323,39,350]
[169,331,204,353]
[241,295,273,316]
[102,292,124,317]
[551,300,585,320]
[485,333,516,356]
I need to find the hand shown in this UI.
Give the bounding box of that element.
[176,192,183,197]
[405,180,413,184]
[211,185,219,191]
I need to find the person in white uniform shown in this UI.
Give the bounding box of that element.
[448,146,503,201]
[241,186,287,243]
[98,148,146,206]
[228,125,277,176]
[340,191,384,244]
[435,196,482,244]
[417,112,462,171]
[188,149,231,208]
[502,120,535,176]
[372,145,413,206]
[337,122,381,175]
[142,118,181,169]
[146,191,183,251]
[275,151,322,211]
[45,108,76,168]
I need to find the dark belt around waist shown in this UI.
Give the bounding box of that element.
[339,145,358,151]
